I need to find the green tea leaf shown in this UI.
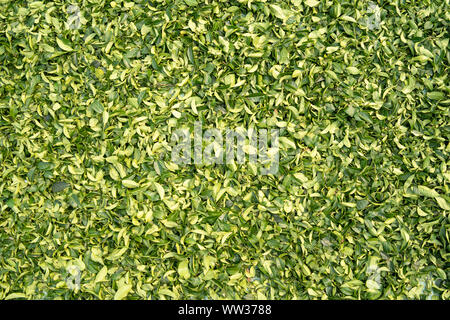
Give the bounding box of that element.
[178,259,190,279]
[122,180,140,188]
[114,284,132,300]
[56,38,73,51]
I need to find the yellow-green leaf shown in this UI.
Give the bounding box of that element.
[56,38,73,51]
[178,259,190,279]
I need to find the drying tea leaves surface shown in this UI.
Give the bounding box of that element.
[0,0,449,299]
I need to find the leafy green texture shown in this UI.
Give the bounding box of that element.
[0,0,449,300]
